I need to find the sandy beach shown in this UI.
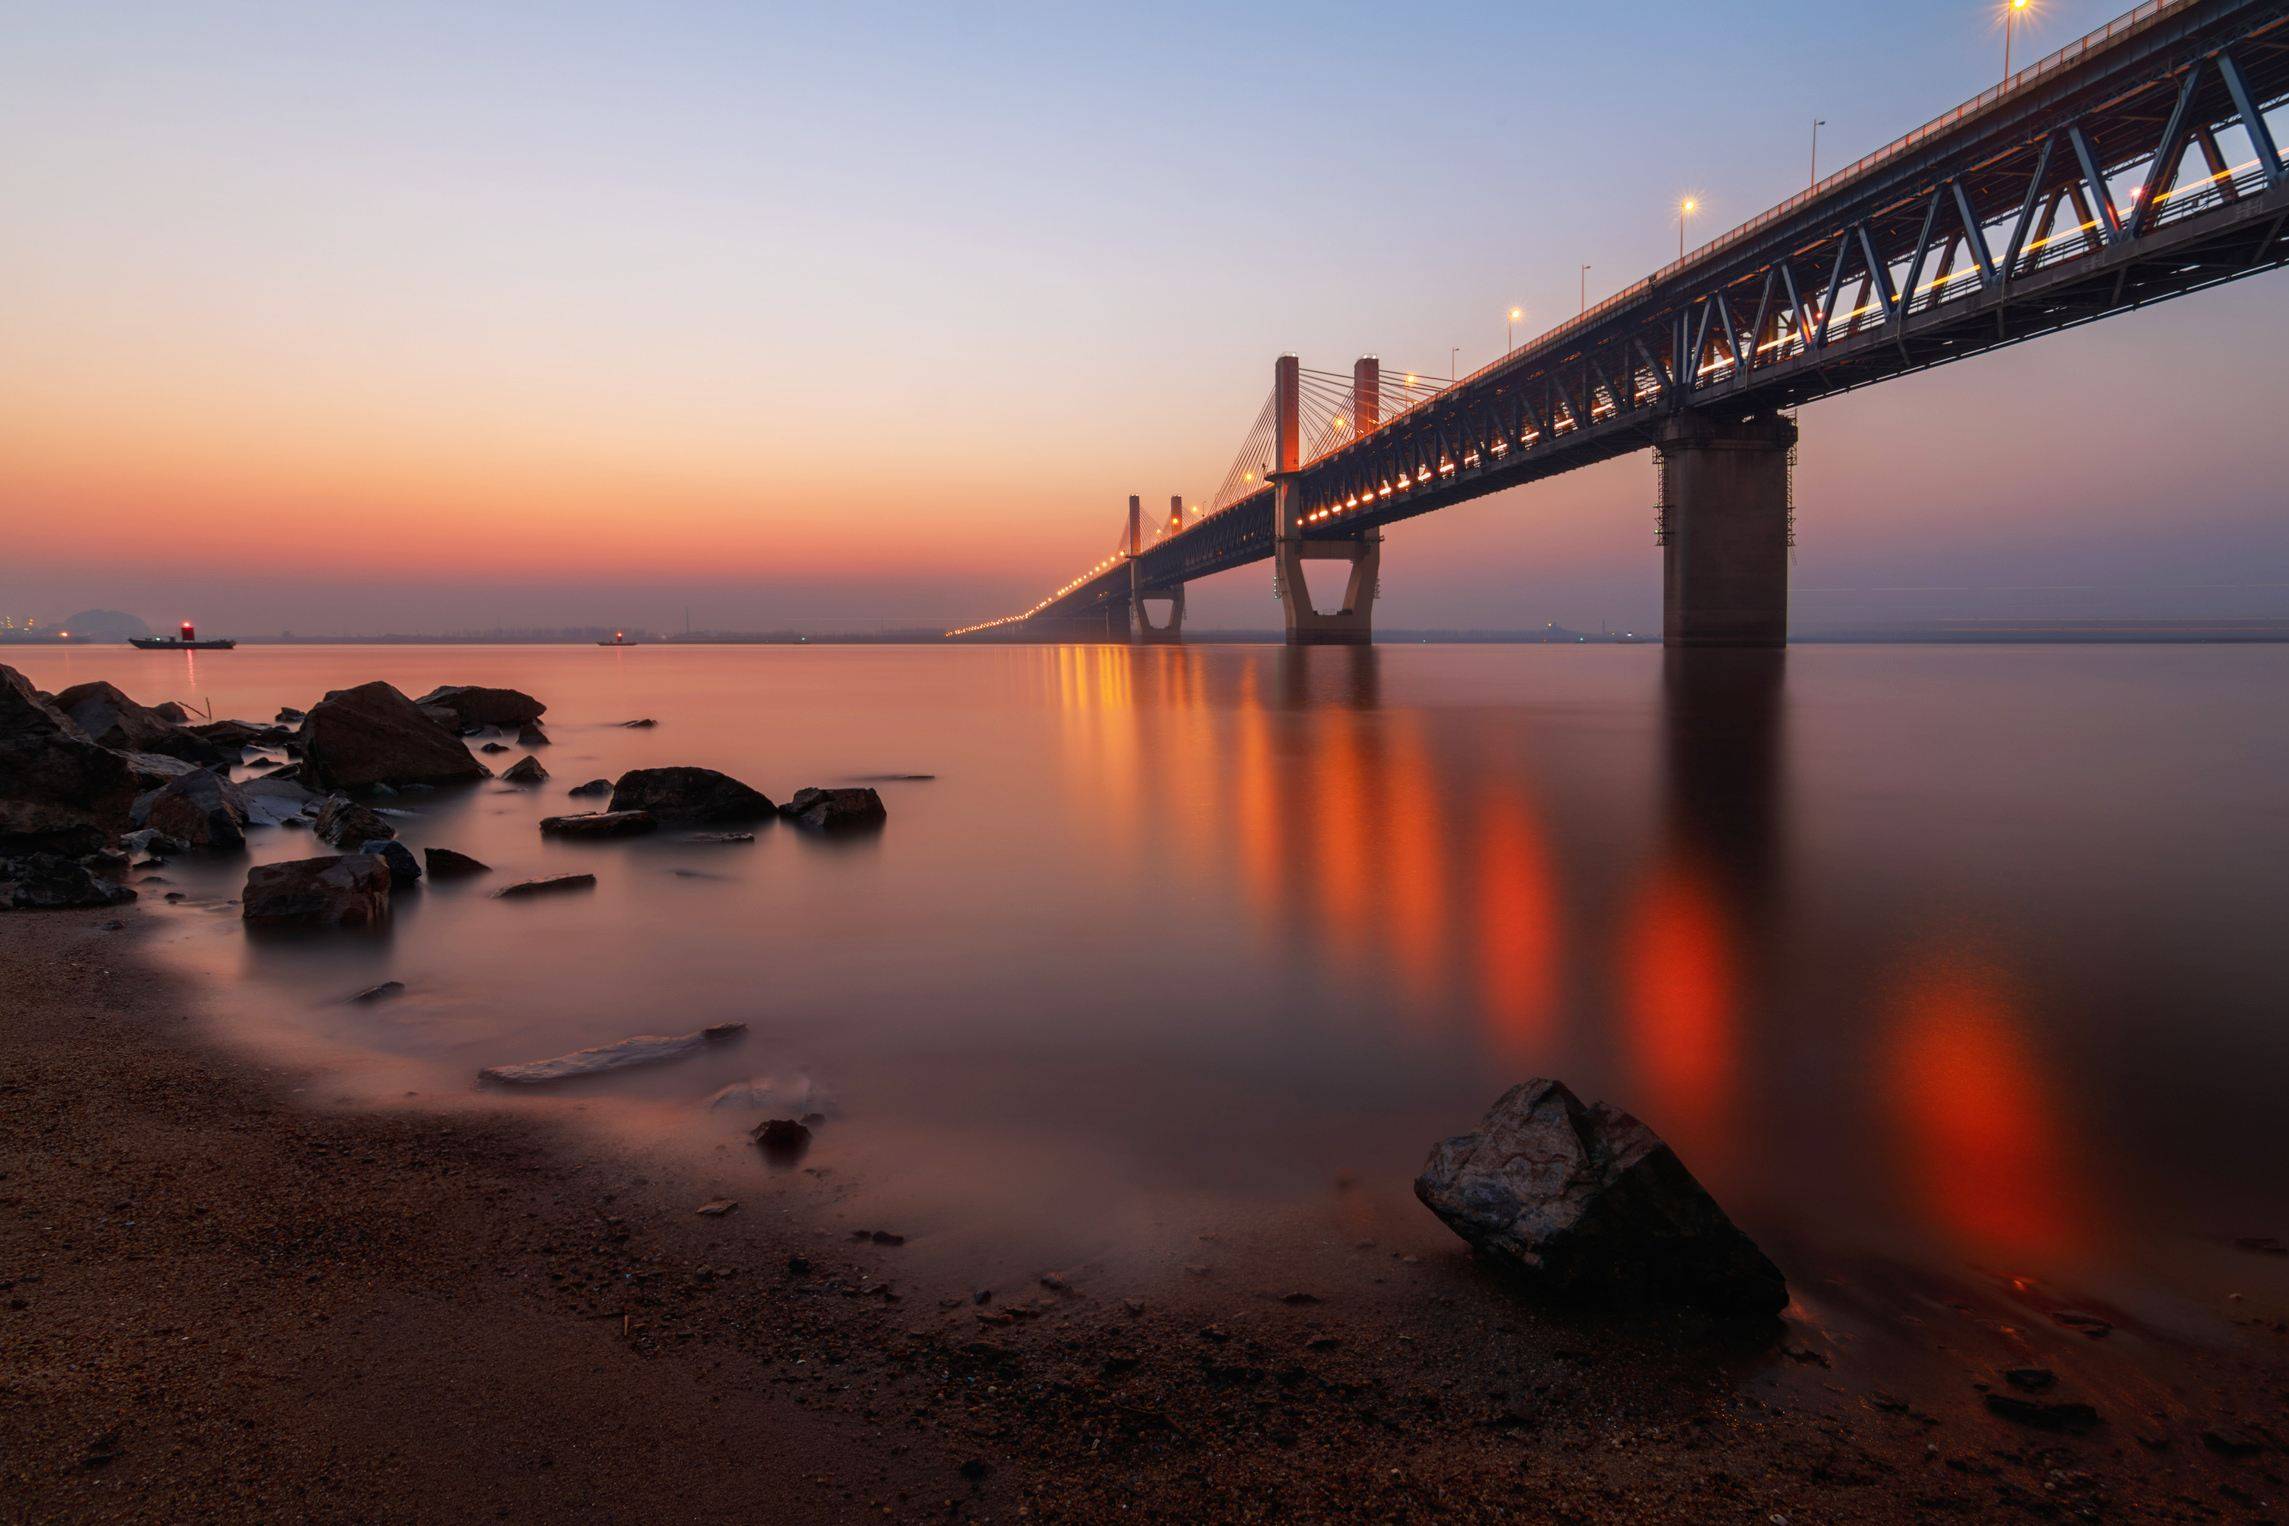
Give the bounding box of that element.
[8,904,2285,1522]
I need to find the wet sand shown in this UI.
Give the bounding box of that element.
[5,907,2285,1522]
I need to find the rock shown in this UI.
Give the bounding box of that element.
[752,1118,812,1158]
[492,873,597,898]
[566,779,611,798]
[501,755,548,784]
[241,854,393,927]
[152,700,191,723]
[0,853,138,911]
[609,767,775,824]
[412,685,547,729]
[2203,1427,2264,1456]
[778,786,887,833]
[686,831,754,844]
[423,846,490,878]
[239,776,317,827]
[695,1199,738,1217]
[0,665,139,856]
[275,706,306,723]
[478,741,510,754]
[477,1022,746,1085]
[359,838,422,887]
[116,751,202,790]
[2003,1367,2057,1392]
[617,718,657,728]
[517,725,549,746]
[297,681,490,791]
[52,681,225,764]
[351,980,406,1003]
[140,770,249,849]
[539,810,656,839]
[122,828,188,858]
[852,773,936,782]
[190,718,270,750]
[1983,1393,2100,1433]
[315,794,395,848]
[1414,1078,1787,1318]
[2051,1310,2112,1337]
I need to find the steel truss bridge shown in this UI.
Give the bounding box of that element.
[952,0,2289,646]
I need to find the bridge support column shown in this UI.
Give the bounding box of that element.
[1657,411,1796,649]
[1268,351,1382,646]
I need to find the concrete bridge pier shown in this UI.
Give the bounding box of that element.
[1130,494,1186,644]
[1274,519,1380,645]
[1656,411,1797,648]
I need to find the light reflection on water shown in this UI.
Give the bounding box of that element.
[16,641,2288,1296]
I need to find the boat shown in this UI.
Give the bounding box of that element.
[597,630,640,647]
[130,621,235,651]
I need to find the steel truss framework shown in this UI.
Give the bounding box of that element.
[970,0,2289,635]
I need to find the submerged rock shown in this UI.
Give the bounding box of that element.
[240,776,317,827]
[778,786,886,833]
[517,725,550,747]
[350,979,406,1003]
[0,665,138,857]
[423,846,490,878]
[241,854,392,927]
[493,872,598,898]
[359,838,422,887]
[539,810,657,839]
[609,766,775,824]
[116,750,203,791]
[566,778,611,798]
[477,1021,746,1085]
[298,681,491,791]
[315,794,394,848]
[617,718,658,729]
[502,755,549,784]
[140,770,249,849]
[0,853,137,911]
[1414,1078,1787,1318]
[413,684,547,729]
[705,1074,827,1115]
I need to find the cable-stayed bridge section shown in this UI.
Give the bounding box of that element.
[952,0,2289,647]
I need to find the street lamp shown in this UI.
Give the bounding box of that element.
[1810,118,1827,188]
[1579,263,1591,315]
[2003,0,2032,82]
[1678,197,1699,261]
[1507,306,1523,353]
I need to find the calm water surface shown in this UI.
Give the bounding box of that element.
[18,642,2288,1305]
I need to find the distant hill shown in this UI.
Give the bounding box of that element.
[55,609,152,641]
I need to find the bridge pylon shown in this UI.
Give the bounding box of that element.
[1272,353,1379,646]
[1130,493,1186,643]
[1656,411,1797,648]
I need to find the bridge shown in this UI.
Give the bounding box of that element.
[951,0,2289,648]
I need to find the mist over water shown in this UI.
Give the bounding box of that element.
[18,641,2289,1302]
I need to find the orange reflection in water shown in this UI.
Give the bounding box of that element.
[1617,854,1739,1170]
[1473,783,1559,1059]
[1884,953,2082,1260]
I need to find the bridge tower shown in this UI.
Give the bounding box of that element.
[1656,411,1797,648]
[1129,493,1185,643]
[1273,353,1379,645]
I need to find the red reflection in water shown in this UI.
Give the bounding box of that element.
[1618,854,1739,1170]
[1884,955,2082,1260]
[1474,785,1559,1059]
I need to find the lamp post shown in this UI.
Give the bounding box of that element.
[2003,0,2031,82]
[1678,197,1698,262]
[1449,346,1459,383]
[1810,118,1826,188]
[1507,306,1523,353]
[1579,263,1591,315]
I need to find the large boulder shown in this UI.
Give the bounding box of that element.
[0,853,137,911]
[297,682,489,791]
[0,665,137,856]
[241,854,392,927]
[779,786,885,833]
[140,770,250,849]
[1414,1079,1787,1319]
[51,681,226,765]
[608,766,774,824]
[314,794,394,847]
[413,685,546,730]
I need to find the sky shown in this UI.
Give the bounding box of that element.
[4,0,2287,635]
